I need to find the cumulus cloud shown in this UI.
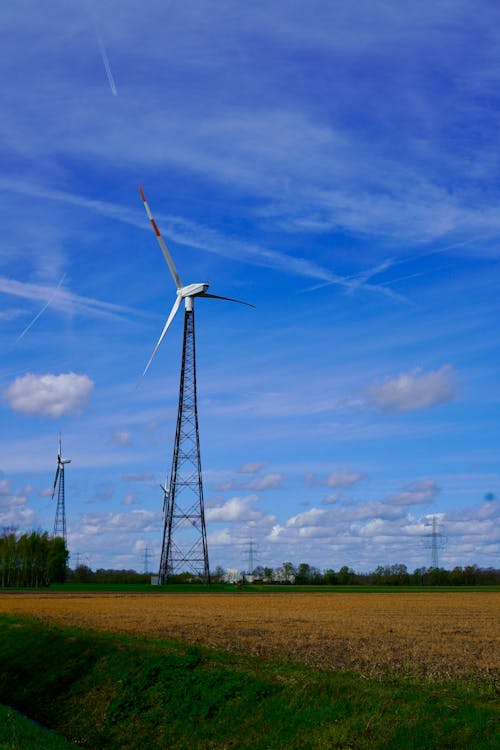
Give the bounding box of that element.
[243,473,285,491]
[215,472,285,492]
[365,366,456,413]
[326,468,366,488]
[322,492,340,505]
[286,507,329,528]
[79,510,159,535]
[206,495,261,523]
[305,468,365,489]
[4,372,94,418]
[206,495,277,528]
[385,479,441,506]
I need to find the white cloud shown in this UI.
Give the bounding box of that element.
[215,472,285,492]
[208,528,234,545]
[385,479,441,506]
[79,510,159,535]
[206,495,260,523]
[243,473,285,491]
[326,467,366,488]
[4,372,94,418]
[322,492,340,505]
[286,507,329,528]
[366,366,456,413]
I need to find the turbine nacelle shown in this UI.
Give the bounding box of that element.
[179,283,209,299]
[139,185,254,378]
[53,435,70,500]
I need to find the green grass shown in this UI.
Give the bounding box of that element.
[0,704,76,749]
[41,582,500,594]
[0,614,498,749]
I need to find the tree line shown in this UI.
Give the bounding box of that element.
[49,561,500,586]
[239,562,500,586]
[0,531,68,587]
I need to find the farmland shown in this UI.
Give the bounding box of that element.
[0,590,498,679]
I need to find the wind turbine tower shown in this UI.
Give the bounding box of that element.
[52,435,71,544]
[139,186,253,584]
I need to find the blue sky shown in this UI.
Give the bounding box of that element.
[1,0,498,573]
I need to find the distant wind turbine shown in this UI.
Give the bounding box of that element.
[52,434,71,544]
[139,185,253,583]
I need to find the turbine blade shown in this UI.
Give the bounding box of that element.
[52,465,60,500]
[142,295,182,377]
[200,292,255,308]
[138,185,183,290]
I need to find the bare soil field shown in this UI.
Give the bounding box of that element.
[0,591,498,679]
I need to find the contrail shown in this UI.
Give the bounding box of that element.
[16,274,66,342]
[96,30,117,96]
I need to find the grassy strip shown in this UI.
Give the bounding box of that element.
[0,614,498,749]
[37,582,500,593]
[0,704,76,749]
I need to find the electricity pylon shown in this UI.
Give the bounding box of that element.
[424,516,447,568]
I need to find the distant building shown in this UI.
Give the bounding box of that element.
[223,568,241,584]
[272,566,295,584]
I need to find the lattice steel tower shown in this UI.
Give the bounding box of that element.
[139,186,253,585]
[424,516,447,568]
[51,435,70,544]
[158,307,210,582]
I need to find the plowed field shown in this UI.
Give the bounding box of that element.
[0,591,498,679]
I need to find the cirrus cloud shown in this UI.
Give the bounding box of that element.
[365,365,456,413]
[4,372,94,418]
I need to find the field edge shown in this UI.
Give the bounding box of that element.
[0,614,498,750]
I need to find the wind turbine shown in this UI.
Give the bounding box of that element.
[139,186,253,584]
[52,434,71,543]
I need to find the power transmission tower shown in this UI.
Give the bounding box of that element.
[143,546,152,574]
[424,516,447,568]
[245,538,257,574]
[158,308,210,584]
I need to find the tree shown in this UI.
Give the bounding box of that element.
[47,537,69,583]
[337,565,357,585]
